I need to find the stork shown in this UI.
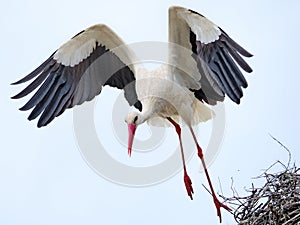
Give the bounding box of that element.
[11,6,253,222]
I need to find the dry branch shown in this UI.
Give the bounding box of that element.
[221,138,300,225]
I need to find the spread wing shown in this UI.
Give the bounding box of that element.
[169,6,253,105]
[11,24,142,127]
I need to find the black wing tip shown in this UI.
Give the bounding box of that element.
[11,81,21,85]
[247,52,254,58]
[11,76,34,85]
[188,9,205,17]
[11,90,27,100]
[35,115,51,128]
[37,122,45,128]
[18,100,34,111]
[11,77,31,85]
[247,67,253,73]
[233,98,241,105]
[241,51,254,59]
[19,106,28,111]
[11,51,56,86]
[11,78,29,85]
[11,90,28,99]
[11,94,20,100]
[37,120,46,128]
[26,110,55,128]
[242,82,248,89]
[220,31,254,59]
[71,29,85,39]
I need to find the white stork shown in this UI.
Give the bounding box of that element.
[12,6,252,222]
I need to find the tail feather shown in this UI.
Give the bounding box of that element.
[191,100,214,125]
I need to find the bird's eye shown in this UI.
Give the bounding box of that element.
[133,115,138,123]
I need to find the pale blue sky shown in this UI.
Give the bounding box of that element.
[1,0,300,224]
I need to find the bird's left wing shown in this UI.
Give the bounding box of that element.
[169,6,253,105]
[12,24,142,127]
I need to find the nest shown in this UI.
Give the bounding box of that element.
[221,137,300,225]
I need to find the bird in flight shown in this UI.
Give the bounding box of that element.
[11,6,253,222]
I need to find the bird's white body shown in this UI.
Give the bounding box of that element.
[135,65,213,127]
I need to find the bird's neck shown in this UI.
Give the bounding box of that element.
[138,110,154,124]
[138,100,159,124]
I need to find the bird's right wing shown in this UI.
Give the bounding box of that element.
[12,24,142,127]
[169,6,253,105]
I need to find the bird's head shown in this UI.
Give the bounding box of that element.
[125,112,142,156]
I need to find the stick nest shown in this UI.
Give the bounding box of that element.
[222,137,300,225]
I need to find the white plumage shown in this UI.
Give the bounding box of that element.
[135,65,213,127]
[177,8,221,44]
[12,6,253,222]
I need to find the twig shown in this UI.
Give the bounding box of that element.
[269,134,291,168]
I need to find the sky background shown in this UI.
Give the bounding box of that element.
[1,0,300,224]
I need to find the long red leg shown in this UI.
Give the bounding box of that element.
[189,127,231,222]
[167,117,194,200]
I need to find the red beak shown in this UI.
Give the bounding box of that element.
[128,123,137,157]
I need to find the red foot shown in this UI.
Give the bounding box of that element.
[184,172,194,200]
[213,196,232,222]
